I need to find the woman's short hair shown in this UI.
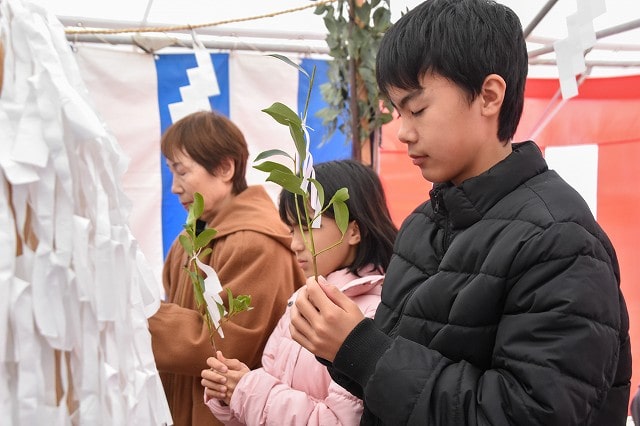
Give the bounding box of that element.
[160,110,248,194]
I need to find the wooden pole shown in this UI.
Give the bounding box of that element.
[348,0,361,162]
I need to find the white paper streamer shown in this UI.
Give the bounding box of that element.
[0,0,172,424]
[0,178,16,365]
[195,257,226,338]
[299,123,321,229]
[553,0,606,99]
[167,32,221,123]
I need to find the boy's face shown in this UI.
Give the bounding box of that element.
[388,72,505,186]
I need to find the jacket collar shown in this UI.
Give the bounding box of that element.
[326,266,384,297]
[428,141,548,229]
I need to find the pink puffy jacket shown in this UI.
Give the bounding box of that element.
[204,267,383,425]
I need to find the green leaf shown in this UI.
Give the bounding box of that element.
[373,8,391,30]
[225,288,235,316]
[261,104,307,166]
[380,112,394,125]
[262,102,302,128]
[301,66,316,123]
[193,192,204,219]
[289,125,307,167]
[254,149,294,163]
[266,169,305,196]
[323,14,337,31]
[198,247,212,259]
[267,54,309,78]
[186,192,204,227]
[253,161,294,176]
[329,187,350,204]
[356,2,372,24]
[178,234,193,255]
[186,208,196,228]
[185,268,199,285]
[314,4,329,15]
[232,294,253,313]
[193,280,205,307]
[329,187,350,234]
[314,0,392,147]
[332,200,350,235]
[315,107,339,123]
[195,228,217,250]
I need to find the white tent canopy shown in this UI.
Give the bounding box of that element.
[2,2,639,424]
[37,0,640,78]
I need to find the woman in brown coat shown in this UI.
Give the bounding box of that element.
[148,110,305,426]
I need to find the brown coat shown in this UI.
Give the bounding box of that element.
[149,186,305,426]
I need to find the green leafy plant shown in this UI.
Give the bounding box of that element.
[254,54,350,279]
[179,192,253,348]
[314,0,394,162]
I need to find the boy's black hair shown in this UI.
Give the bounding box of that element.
[279,159,398,276]
[376,0,528,142]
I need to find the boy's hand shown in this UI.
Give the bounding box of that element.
[290,276,365,362]
[201,351,249,405]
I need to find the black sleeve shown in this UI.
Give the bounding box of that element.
[318,318,393,400]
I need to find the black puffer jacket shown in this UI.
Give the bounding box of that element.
[329,141,631,425]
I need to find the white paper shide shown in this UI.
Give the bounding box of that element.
[0,0,172,424]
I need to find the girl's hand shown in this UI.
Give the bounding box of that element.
[201,351,249,405]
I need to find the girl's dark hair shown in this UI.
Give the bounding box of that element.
[279,160,398,276]
[160,110,248,194]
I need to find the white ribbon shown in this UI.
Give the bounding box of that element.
[299,124,322,229]
[195,257,226,338]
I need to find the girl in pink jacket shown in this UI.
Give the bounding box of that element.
[201,159,397,425]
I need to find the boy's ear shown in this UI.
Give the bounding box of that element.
[346,221,362,246]
[480,74,506,117]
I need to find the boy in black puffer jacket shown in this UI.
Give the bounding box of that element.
[289,0,631,425]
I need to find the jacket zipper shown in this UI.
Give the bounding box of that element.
[388,189,449,337]
[433,188,451,252]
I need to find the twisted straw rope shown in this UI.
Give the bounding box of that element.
[64,0,338,35]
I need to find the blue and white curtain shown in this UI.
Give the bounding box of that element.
[76,45,349,282]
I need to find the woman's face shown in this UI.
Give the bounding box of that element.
[166,149,234,224]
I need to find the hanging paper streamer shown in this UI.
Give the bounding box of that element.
[0,0,172,424]
[167,31,221,123]
[553,0,606,99]
[195,257,226,338]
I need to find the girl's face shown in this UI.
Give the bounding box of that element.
[166,149,234,224]
[289,215,360,278]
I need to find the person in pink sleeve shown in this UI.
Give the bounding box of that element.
[200,159,397,425]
